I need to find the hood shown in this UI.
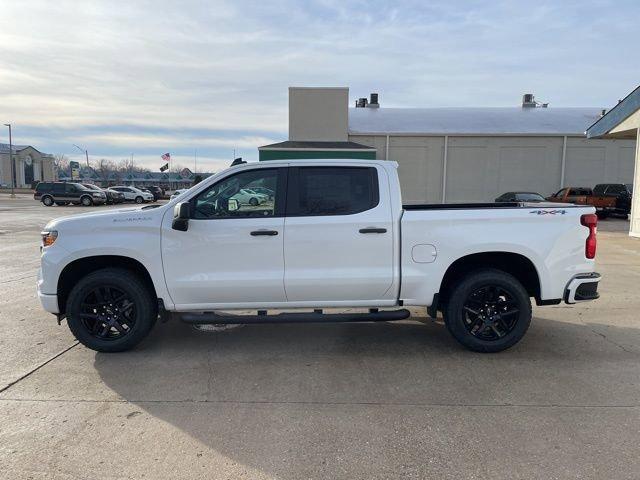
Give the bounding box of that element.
[44,205,165,231]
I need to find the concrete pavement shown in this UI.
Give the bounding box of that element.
[1,196,639,479]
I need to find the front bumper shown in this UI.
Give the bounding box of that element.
[564,272,601,304]
[37,269,59,314]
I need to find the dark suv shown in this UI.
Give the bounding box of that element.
[145,185,164,201]
[34,182,107,206]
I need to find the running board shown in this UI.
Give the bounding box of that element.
[179,309,411,325]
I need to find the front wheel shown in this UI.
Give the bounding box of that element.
[80,195,93,206]
[66,268,157,352]
[249,197,258,206]
[444,269,532,353]
[135,196,143,204]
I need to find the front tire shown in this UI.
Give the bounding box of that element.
[66,268,157,352]
[135,196,143,204]
[80,195,93,206]
[444,269,532,353]
[42,195,54,206]
[249,197,258,206]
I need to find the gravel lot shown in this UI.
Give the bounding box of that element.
[1,195,639,479]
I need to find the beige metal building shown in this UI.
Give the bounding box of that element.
[0,144,55,189]
[260,87,636,204]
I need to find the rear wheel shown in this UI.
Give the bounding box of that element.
[249,197,258,206]
[444,269,531,353]
[66,268,157,352]
[42,195,54,206]
[80,195,93,206]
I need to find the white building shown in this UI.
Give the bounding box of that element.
[260,87,636,204]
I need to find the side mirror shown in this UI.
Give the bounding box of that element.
[172,202,190,231]
[228,198,239,211]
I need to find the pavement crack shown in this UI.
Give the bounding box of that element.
[0,342,79,394]
[588,328,635,354]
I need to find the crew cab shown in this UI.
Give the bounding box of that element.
[37,160,601,353]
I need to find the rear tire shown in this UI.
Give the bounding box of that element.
[444,269,532,353]
[42,195,54,206]
[249,197,258,206]
[66,268,157,352]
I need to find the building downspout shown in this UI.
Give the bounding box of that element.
[441,135,449,203]
[385,134,390,160]
[560,135,567,188]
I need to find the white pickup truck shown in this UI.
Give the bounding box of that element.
[38,159,601,353]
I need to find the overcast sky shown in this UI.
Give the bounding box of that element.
[1,0,638,172]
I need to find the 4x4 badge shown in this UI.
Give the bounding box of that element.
[530,210,567,215]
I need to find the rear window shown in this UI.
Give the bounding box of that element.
[605,184,625,195]
[289,167,379,216]
[35,182,51,192]
[593,185,607,195]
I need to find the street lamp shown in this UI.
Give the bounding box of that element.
[3,123,15,198]
[73,144,89,167]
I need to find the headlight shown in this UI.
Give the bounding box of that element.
[41,230,58,247]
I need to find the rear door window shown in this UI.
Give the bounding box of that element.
[287,167,379,216]
[53,183,65,194]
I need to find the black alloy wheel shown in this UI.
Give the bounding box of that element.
[66,268,157,352]
[462,285,520,341]
[444,269,532,353]
[79,286,136,341]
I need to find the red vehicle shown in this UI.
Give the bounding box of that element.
[546,187,593,205]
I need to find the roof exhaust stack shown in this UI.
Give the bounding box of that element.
[522,93,548,108]
[355,93,380,108]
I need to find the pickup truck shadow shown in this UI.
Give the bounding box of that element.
[94,315,639,479]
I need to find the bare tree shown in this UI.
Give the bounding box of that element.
[53,154,69,171]
[92,158,115,185]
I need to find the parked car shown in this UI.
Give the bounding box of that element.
[170,189,189,200]
[587,183,632,218]
[34,182,107,206]
[82,184,125,205]
[38,159,600,354]
[546,187,593,205]
[248,186,275,199]
[110,186,155,203]
[231,188,269,206]
[145,185,164,201]
[495,192,546,203]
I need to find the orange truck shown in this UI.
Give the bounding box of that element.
[546,187,593,205]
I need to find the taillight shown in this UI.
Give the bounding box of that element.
[581,214,597,259]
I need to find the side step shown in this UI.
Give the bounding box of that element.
[179,308,411,325]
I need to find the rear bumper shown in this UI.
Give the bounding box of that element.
[564,272,601,304]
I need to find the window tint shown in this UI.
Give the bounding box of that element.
[515,193,545,201]
[593,184,607,195]
[554,188,567,197]
[290,167,379,216]
[65,184,78,194]
[605,184,624,195]
[193,168,279,219]
[35,182,51,192]
[53,183,65,193]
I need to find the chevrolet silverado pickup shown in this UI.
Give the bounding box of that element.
[38,159,601,353]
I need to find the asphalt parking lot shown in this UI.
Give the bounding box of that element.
[1,195,639,479]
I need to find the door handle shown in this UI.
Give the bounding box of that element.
[250,230,279,236]
[359,227,387,234]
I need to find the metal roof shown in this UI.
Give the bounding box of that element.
[587,85,640,138]
[348,107,604,136]
[259,140,375,150]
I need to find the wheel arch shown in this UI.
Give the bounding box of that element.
[438,252,541,307]
[57,255,157,315]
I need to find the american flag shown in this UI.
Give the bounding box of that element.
[161,152,170,161]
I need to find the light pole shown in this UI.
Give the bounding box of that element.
[73,144,89,167]
[4,123,15,198]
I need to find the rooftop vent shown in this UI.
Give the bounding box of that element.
[522,93,548,108]
[355,93,380,108]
